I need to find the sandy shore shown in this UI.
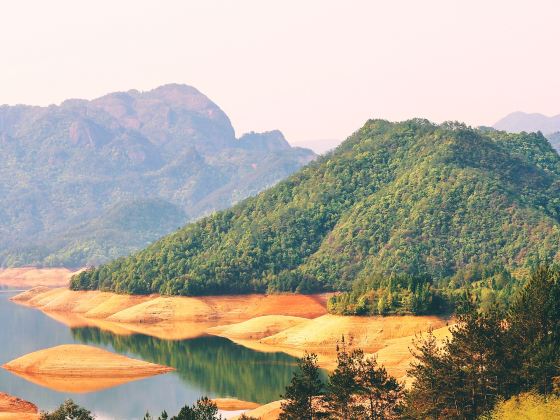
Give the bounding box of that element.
[2,344,174,393]
[231,400,284,420]
[11,287,451,379]
[0,392,38,420]
[209,313,451,373]
[212,398,261,411]
[0,267,81,289]
[12,287,329,339]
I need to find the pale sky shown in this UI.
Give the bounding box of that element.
[1,0,558,149]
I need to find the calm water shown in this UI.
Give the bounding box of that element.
[0,292,301,419]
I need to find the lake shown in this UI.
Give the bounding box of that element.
[0,292,301,419]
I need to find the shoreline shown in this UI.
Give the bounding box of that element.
[5,287,452,419]
[11,287,451,377]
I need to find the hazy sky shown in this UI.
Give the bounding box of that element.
[1,0,559,148]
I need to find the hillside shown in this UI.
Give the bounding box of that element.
[72,119,560,300]
[1,199,187,267]
[0,84,315,267]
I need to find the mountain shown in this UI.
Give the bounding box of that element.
[0,199,187,267]
[0,84,316,267]
[493,112,560,135]
[72,119,560,297]
[547,132,560,150]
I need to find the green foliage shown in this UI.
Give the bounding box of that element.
[2,199,188,268]
[323,339,404,419]
[354,355,404,419]
[328,273,445,316]
[169,397,222,420]
[508,265,560,394]
[405,266,560,418]
[280,352,324,420]
[406,306,516,419]
[488,392,560,419]
[0,85,315,267]
[39,399,95,420]
[324,339,363,419]
[71,120,560,298]
[280,341,403,420]
[547,132,560,151]
[146,398,222,420]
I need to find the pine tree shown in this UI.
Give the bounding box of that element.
[508,265,560,394]
[406,299,512,419]
[406,330,457,419]
[170,397,222,420]
[324,338,362,419]
[355,356,404,419]
[279,352,325,420]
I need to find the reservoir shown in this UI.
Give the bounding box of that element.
[0,292,300,419]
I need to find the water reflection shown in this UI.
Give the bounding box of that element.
[72,328,299,403]
[0,293,306,419]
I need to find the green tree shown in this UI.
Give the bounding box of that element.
[39,400,95,420]
[355,356,404,419]
[279,352,325,420]
[405,330,454,419]
[406,300,513,419]
[169,397,222,420]
[508,265,560,394]
[324,338,362,419]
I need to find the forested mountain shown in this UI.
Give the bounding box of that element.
[0,84,315,267]
[0,199,187,267]
[72,119,560,301]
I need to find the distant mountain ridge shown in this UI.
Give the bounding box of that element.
[493,111,560,134]
[0,84,316,267]
[493,111,560,152]
[72,119,560,296]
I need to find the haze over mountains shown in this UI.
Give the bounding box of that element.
[0,84,316,267]
[73,119,560,297]
[494,111,560,150]
[494,111,560,134]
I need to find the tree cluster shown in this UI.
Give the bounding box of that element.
[280,340,404,419]
[405,265,560,419]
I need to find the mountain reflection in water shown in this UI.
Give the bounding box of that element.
[72,327,300,403]
[0,293,314,419]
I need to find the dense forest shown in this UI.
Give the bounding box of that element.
[0,84,315,267]
[71,119,560,306]
[1,199,187,268]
